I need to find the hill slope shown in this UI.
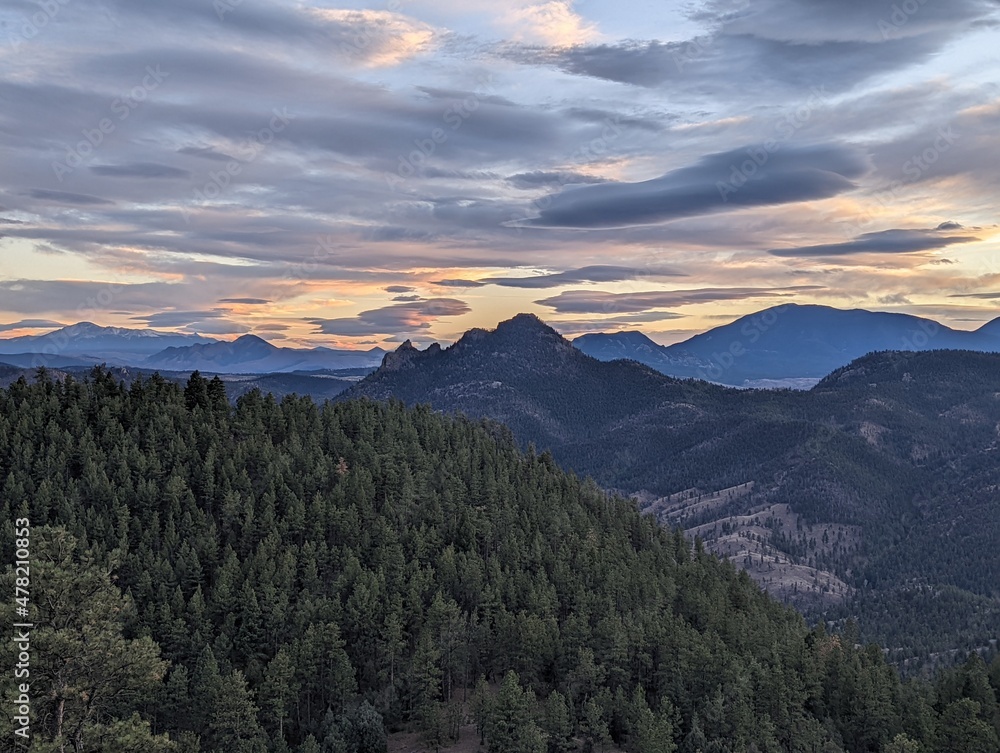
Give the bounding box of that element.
[346,315,1000,656]
[10,372,996,752]
[573,330,707,375]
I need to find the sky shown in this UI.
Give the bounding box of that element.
[1,0,999,347]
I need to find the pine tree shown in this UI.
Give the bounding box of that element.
[581,697,611,753]
[191,646,224,734]
[483,671,545,753]
[10,528,170,752]
[206,670,267,753]
[410,629,444,745]
[884,733,922,753]
[260,648,297,741]
[937,699,999,753]
[471,675,493,746]
[345,700,388,753]
[636,693,677,753]
[542,690,574,753]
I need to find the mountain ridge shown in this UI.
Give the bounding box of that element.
[4,303,999,379]
[0,321,216,360]
[143,334,387,373]
[344,313,1000,656]
[0,323,386,373]
[575,303,1000,385]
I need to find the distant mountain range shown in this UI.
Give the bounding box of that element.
[0,323,385,373]
[0,361,361,403]
[144,334,385,372]
[0,322,213,364]
[342,313,1000,658]
[574,303,1000,386]
[2,304,998,381]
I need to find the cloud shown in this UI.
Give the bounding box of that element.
[23,189,114,206]
[90,163,190,178]
[517,144,870,228]
[768,226,978,257]
[436,264,686,289]
[434,279,487,288]
[506,170,610,189]
[308,8,437,67]
[536,286,822,313]
[877,293,913,305]
[0,280,195,316]
[0,319,65,333]
[309,298,470,336]
[500,0,996,91]
[131,310,226,328]
[565,107,666,132]
[711,0,995,44]
[178,146,236,162]
[949,292,1000,299]
[0,0,997,342]
[183,320,251,335]
[501,35,944,94]
[497,1,599,46]
[552,312,687,334]
[95,0,437,68]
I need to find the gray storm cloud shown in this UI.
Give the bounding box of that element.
[518,144,870,229]
[769,225,978,257]
[536,286,823,314]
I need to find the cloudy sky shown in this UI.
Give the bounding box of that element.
[1,0,999,347]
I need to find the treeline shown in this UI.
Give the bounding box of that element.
[0,368,998,752]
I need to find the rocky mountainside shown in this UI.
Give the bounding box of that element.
[344,314,1000,659]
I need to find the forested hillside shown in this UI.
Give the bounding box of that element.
[0,363,359,402]
[3,370,999,752]
[344,316,1000,660]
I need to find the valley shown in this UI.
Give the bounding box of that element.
[637,488,857,607]
[342,314,1000,662]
